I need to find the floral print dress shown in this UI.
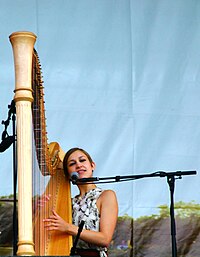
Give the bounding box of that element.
[72,187,108,257]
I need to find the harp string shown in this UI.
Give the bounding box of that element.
[32,49,52,255]
[31,49,72,256]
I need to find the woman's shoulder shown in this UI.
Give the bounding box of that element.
[99,189,117,201]
[98,189,118,212]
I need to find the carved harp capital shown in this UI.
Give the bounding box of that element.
[10,31,36,103]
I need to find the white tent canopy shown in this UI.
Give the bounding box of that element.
[0,0,200,218]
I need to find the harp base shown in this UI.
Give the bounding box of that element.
[17,240,35,256]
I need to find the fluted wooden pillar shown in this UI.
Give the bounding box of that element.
[9,31,36,256]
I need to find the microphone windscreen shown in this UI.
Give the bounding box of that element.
[70,172,79,184]
[0,136,14,152]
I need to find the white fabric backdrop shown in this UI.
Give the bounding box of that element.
[0,0,200,218]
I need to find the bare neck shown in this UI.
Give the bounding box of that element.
[77,183,97,197]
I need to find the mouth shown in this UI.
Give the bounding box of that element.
[77,169,86,174]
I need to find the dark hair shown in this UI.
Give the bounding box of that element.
[63,147,94,177]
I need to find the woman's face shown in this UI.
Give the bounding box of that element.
[66,150,96,179]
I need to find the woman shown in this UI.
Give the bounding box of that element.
[44,147,118,257]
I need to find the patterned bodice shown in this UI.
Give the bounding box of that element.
[72,187,107,256]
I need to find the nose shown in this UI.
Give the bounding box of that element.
[75,161,82,168]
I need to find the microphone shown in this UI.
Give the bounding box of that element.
[0,135,14,152]
[70,220,85,256]
[70,172,79,185]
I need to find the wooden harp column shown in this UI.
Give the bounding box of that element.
[9,31,72,256]
[10,31,36,256]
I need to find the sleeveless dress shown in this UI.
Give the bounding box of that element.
[72,187,108,257]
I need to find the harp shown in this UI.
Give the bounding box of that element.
[9,31,72,256]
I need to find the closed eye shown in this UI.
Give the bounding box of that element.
[68,162,76,167]
[80,159,86,162]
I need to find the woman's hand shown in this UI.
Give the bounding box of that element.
[33,194,51,214]
[43,210,69,232]
[37,194,51,207]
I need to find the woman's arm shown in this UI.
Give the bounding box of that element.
[79,189,118,247]
[44,190,118,247]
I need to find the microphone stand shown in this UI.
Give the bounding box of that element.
[77,170,197,257]
[0,100,17,255]
[70,220,85,256]
[167,174,177,257]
